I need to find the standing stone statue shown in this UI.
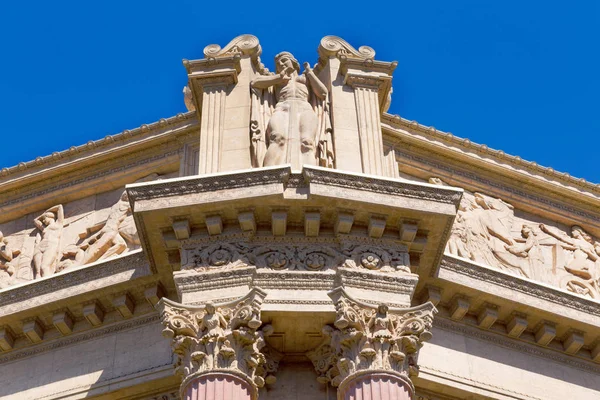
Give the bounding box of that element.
[32,204,64,278]
[250,52,334,169]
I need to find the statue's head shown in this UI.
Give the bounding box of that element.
[521,225,534,237]
[378,304,389,314]
[43,212,55,225]
[205,302,216,314]
[275,51,300,74]
[571,225,592,243]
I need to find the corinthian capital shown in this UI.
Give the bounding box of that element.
[157,288,278,392]
[307,287,437,389]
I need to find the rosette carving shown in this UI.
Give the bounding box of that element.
[203,34,261,58]
[318,36,376,60]
[250,245,344,271]
[306,287,436,387]
[157,288,278,389]
[342,245,411,273]
[181,243,250,271]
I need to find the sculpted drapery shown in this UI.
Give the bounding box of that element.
[250,52,334,169]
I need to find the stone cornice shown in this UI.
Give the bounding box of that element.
[439,255,600,317]
[433,316,600,375]
[0,112,196,185]
[303,165,463,206]
[0,250,150,316]
[127,164,462,208]
[382,113,600,199]
[0,313,159,364]
[126,165,291,205]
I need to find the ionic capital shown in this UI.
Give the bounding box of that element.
[307,287,437,392]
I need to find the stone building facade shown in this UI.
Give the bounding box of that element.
[1,35,599,400]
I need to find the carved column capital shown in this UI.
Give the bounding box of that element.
[307,287,437,394]
[157,288,280,399]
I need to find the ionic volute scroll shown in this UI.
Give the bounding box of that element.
[157,287,279,391]
[306,287,437,388]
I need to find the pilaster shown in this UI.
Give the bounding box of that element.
[345,73,391,176]
[183,56,240,174]
[317,36,397,177]
[157,288,278,400]
[307,287,437,400]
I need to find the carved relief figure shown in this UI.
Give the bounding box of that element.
[539,224,600,297]
[494,224,548,281]
[438,176,600,299]
[32,205,64,278]
[368,304,394,339]
[60,191,139,269]
[199,303,228,339]
[250,52,333,169]
[0,231,19,288]
[449,192,517,270]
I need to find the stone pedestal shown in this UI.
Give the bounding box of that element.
[338,371,413,400]
[182,372,255,400]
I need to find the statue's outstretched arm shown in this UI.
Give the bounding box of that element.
[251,74,285,89]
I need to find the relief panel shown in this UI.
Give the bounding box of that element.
[0,174,162,289]
[435,177,600,300]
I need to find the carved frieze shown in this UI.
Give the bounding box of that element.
[434,178,600,300]
[180,239,410,274]
[0,187,145,289]
[306,287,436,388]
[157,288,279,392]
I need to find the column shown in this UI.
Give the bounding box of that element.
[157,288,278,400]
[307,287,437,400]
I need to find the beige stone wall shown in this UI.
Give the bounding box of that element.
[417,326,600,400]
[0,320,173,400]
[259,362,332,400]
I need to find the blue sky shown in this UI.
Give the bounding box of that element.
[1,1,599,183]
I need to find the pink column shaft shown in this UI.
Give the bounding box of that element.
[183,372,253,400]
[339,372,412,400]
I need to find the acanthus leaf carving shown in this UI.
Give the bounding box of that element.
[306,287,436,387]
[157,288,277,390]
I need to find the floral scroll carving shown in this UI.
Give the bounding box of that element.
[180,241,411,274]
[306,287,436,388]
[157,288,279,390]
